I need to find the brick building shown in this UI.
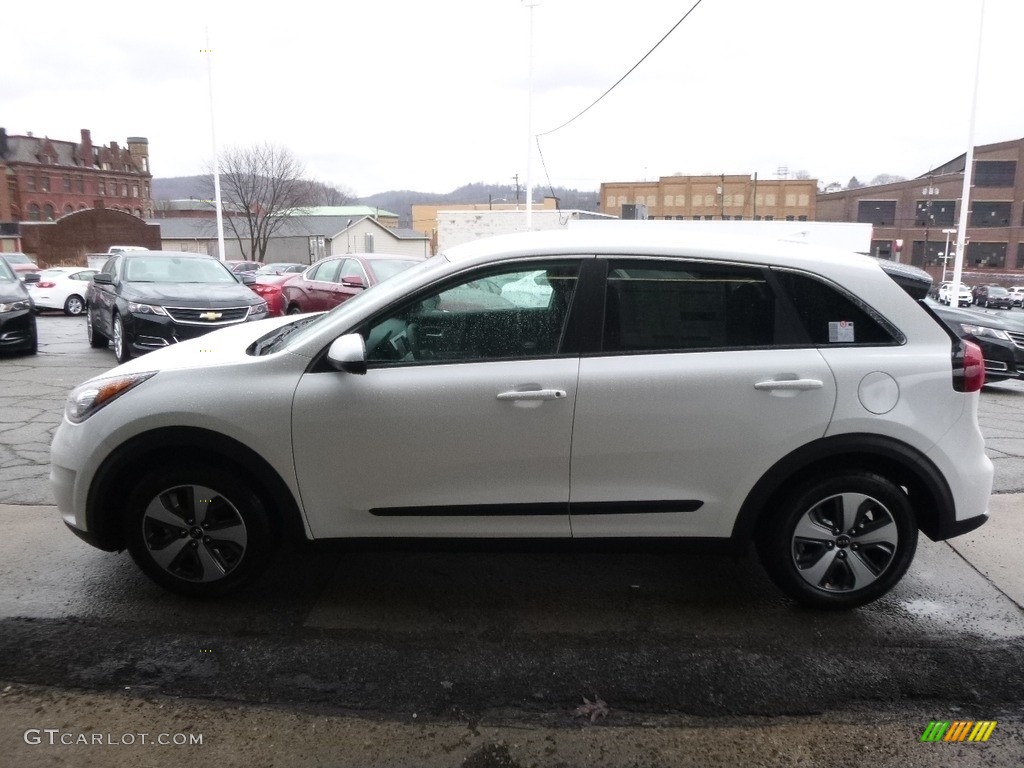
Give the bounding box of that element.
[0,128,153,226]
[599,175,817,222]
[816,137,1024,282]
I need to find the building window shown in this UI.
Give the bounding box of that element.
[722,215,731,221]
[754,215,762,221]
[134,208,143,217]
[911,240,950,268]
[797,215,807,222]
[974,160,1016,187]
[970,201,1011,227]
[915,200,956,227]
[63,176,72,193]
[764,215,774,221]
[63,204,74,214]
[1017,244,1024,269]
[132,184,139,198]
[98,180,106,195]
[734,215,743,221]
[26,174,35,192]
[44,204,55,221]
[785,215,795,221]
[40,175,50,192]
[871,239,893,259]
[76,176,84,194]
[121,183,128,197]
[28,203,41,221]
[675,215,685,220]
[857,200,896,225]
[967,242,1007,268]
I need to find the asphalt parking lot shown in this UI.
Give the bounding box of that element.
[2,313,1024,767]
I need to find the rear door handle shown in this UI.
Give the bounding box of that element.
[497,389,567,401]
[754,379,824,392]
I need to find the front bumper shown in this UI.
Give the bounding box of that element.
[124,307,259,355]
[0,308,37,352]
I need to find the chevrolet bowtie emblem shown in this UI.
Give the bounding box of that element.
[199,311,223,320]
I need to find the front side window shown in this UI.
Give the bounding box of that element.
[602,260,775,353]
[364,262,580,365]
[310,259,342,283]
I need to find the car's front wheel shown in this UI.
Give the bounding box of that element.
[756,471,918,609]
[112,313,132,363]
[123,465,274,596]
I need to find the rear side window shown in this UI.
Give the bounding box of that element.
[603,260,775,352]
[773,270,899,345]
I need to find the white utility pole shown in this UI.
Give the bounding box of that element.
[206,27,227,262]
[523,0,540,230]
[951,0,986,291]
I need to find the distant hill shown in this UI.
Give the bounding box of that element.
[153,177,599,228]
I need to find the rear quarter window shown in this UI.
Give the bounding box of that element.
[773,270,901,346]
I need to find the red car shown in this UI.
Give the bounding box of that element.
[278,254,424,314]
[1,252,41,279]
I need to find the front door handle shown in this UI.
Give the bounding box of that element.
[754,379,824,392]
[497,389,567,401]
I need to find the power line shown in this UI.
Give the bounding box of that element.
[537,0,706,138]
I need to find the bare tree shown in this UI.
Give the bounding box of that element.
[869,174,907,186]
[207,143,314,262]
[305,179,356,206]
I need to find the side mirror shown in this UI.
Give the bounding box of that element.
[93,273,114,285]
[326,333,367,374]
[341,275,366,289]
[239,272,256,285]
[23,272,41,284]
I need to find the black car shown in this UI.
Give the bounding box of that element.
[974,285,1014,309]
[86,251,268,363]
[0,258,38,355]
[930,301,1024,382]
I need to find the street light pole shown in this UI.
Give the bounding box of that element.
[941,228,957,284]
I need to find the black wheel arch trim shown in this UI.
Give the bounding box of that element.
[733,433,974,544]
[84,426,304,551]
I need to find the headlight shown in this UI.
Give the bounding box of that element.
[0,299,30,313]
[127,301,167,316]
[65,372,156,423]
[960,324,1011,341]
[250,301,268,316]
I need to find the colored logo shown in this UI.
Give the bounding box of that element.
[199,311,223,321]
[920,721,997,742]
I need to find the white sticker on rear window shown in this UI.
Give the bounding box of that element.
[828,321,854,343]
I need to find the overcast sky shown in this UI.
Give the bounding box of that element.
[4,0,1020,198]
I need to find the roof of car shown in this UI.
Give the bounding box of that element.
[440,228,883,275]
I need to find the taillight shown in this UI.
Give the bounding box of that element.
[36,281,56,288]
[952,339,985,392]
[252,284,278,296]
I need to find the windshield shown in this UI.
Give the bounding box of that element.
[280,256,450,351]
[0,260,15,281]
[4,254,32,265]
[124,256,239,284]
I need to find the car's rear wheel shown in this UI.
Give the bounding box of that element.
[286,304,302,315]
[756,471,917,609]
[87,313,109,348]
[123,465,273,596]
[64,294,86,316]
[112,313,132,363]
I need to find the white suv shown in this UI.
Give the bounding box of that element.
[938,281,972,307]
[51,230,992,608]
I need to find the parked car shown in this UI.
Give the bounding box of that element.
[0,257,38,355]
[930,301,1024,382]
[86,251,268,363]
[252,263,306,277]
[52,230,992,609]
[27,267,98,315]
[0,252,41,279]
[279,253,424,314]
[973,285,1014,309]
[226,260,263,274]
[1008,286,1024,307]
[938,281,972,307]
[247,273,295,317]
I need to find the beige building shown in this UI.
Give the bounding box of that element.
[599,175,817,222]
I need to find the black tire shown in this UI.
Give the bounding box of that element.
[123,464,274,596]
[87,313,109,348]
[756,471,918,609]
[286,304,303,315]
[112,312,132,363]
[64,294,86,316]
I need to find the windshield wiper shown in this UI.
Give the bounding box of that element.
[254,316,316,356]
